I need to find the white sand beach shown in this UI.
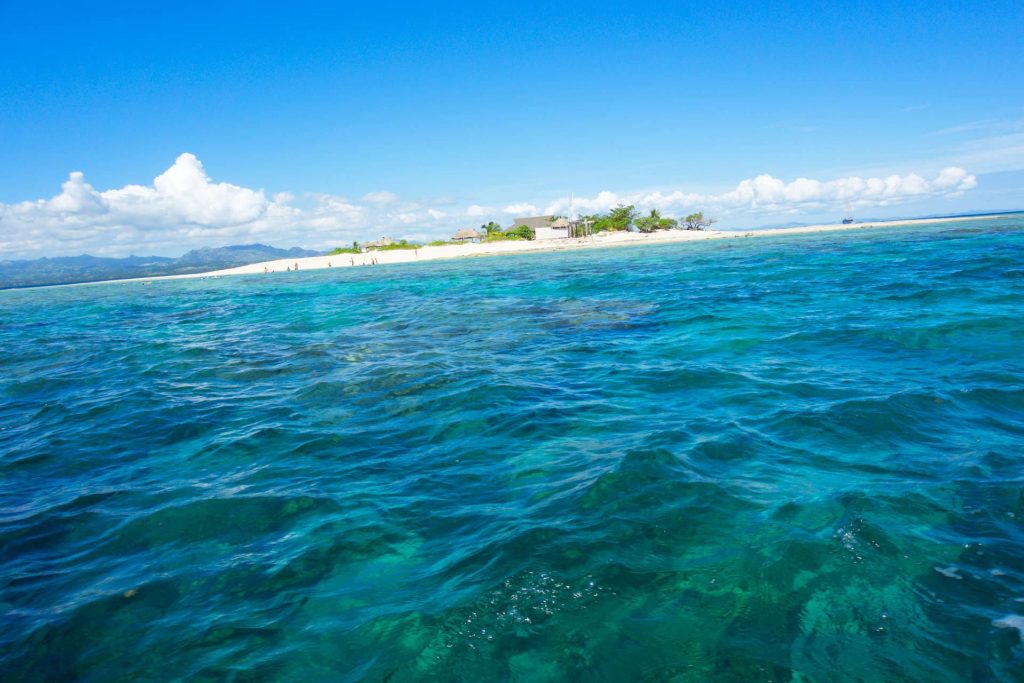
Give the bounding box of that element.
[53,214,997,290]
[167,215,1002,282]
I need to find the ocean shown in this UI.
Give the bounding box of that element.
[2,216,1023,681]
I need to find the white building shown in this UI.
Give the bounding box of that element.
[508,216,569,240]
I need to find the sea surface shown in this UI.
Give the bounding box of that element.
[2,217,1024,682]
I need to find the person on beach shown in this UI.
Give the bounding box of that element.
[294,262,299,270]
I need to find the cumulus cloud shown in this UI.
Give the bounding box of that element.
[0,154,452,258]
[544,167,977,217]
[0,153,980,259]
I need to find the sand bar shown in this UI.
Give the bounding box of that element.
[36,214,1005,289]
[178,215,1007,280]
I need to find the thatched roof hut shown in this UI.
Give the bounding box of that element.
[508,216,555,230]
[364,236,395,250]
[451,228,482,242]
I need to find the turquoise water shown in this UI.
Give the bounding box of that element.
[2,217,1024,681]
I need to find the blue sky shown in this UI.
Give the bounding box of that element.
[1,1,1021,257]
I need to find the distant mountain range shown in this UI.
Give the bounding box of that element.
[0,244,323,290]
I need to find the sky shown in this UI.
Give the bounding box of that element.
[1,0,1022,259]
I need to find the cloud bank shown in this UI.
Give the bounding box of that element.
[544,167,976,217]
[0,153,977,258]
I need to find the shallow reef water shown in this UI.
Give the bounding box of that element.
[2,217,1024,681]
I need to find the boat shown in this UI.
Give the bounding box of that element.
[842,201,854,224]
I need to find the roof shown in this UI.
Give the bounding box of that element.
[364,236,394,248]
[550,218,571,228]
[509,216,556,230]
[452,228,481,240]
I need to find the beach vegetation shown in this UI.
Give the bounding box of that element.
[607,204,638,231]
[579,213,605,232]
[558,204,710,236]
[480,224,536,241]
[579,204,637,233]
[504,225,536,240]
[634,209,678,233]
[480,221,503,235]
[374,239,421,251]
[329,241,363,255]
[684,212,715,230]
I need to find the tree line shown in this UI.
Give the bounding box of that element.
[477,207,715,239]
[578,206,715,233]
[334,206,715,253]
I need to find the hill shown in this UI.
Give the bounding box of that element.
[0,244,322,289]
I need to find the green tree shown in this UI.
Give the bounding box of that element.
[480,221,502,235]
[634,213,657,233]
[607,204,637,231]
[684,212,715,230]
[634,209,678,233]
[504,225,536,240]
[580,213,609,232]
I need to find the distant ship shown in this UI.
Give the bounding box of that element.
[842,202,854,224]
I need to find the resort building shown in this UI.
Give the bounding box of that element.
[508,216,594,240]
[451,228,482,243]
[363,237,394,250]
[509,216,567,240]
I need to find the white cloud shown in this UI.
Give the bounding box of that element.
[0,154,458,258]
[362,191,399,203]
[0,153,982,260]
[943,132,1024,174]
[502,202,540,215]
[545,167,977,218]
[932,166,976,192]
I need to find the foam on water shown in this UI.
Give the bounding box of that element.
[1,217,1024,681]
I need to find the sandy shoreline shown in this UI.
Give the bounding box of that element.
[22,214,1009,290]
[177,215,1005,281]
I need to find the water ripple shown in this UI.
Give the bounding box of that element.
[2,217,1024,680]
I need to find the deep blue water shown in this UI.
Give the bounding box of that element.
[2,217,1024,681]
